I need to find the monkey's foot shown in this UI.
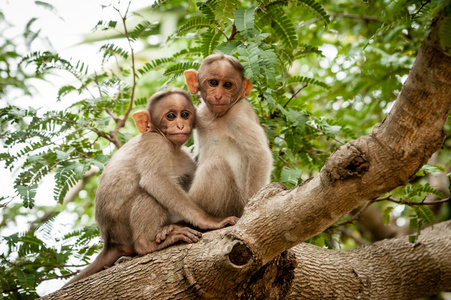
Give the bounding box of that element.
[114,255,133,266]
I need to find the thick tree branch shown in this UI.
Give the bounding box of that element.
[287,220,451,299]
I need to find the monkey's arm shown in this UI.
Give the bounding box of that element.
[137,135,238,230]
[227,101,273,198]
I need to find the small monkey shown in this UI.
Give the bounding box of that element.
[184,53,273,218]
[66,89,238,285]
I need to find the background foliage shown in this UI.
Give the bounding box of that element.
[1,0,451,298]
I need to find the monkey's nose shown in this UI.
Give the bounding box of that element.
[177,124,184,130]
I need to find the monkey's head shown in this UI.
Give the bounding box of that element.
[132,89,196,148]
[184,53,253,117]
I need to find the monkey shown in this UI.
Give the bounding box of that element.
[65,89,239,285]
[183,53,273,218]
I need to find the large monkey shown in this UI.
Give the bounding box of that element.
[66,89,238,285]
[184,53,273,218]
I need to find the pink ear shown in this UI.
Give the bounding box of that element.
[132,110,151,134]
[241,78,253,98]
[184,69,199,94]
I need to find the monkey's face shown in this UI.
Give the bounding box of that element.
[199,60,243,117]
[155,94,195,147]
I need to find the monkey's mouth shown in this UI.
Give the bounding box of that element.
[169,133,190,137]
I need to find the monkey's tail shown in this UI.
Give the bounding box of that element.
[64,246,119,287]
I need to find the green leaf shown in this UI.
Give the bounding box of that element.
[237,43,260,83]
[215,0,239,28]
[291,0,330,28]
[269,8,298,51]
[409,217,419,229]
[286,76,330,89]
[382,206,394,225]
[408,235,417,243]
[201,29,223,57]
[163,62,201,80]
[16,184,38,208]
[280,167,302,188]
[416,164,445,177]
[137,57,174,77]
[175,17,216,37]
[129,20,153,42]
[413,206,435,225]
[216,41,242,54]
[234,7,255,38]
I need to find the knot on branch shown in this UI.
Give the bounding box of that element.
[239,250,297,299]
[229,243,253,266]
[323,143,369,182]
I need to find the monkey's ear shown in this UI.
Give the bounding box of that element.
[132,110,152,134]
[241,78,253,98]
[184,69,199,94]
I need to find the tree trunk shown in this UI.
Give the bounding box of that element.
[40,14,451,300]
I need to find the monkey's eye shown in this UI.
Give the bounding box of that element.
[223,82,233,89]
[181,111,190,119]
[209,79,219,87]
[166,112,176,120]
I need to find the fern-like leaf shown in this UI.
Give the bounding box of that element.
[137,57,174,77]
[257,47,278,88]
[286,76,329,89]
[291,0,330,28]
[294,44,324,58]
[94,20,118,31]
[216,41,242,54]
[173,47,203,58]
[57,85,77,101]
[54,163,86,203]
[413,206,435,225]
[201,29,223,56]
[129,20,153,42]
[237,43,260,83]
[235,7,256,38]
[215,0,239,29]
[100,43,129,64]
[175,17,216,37]
[198,0,218,20]
[163,62,201,80]
[16,184,38,208]
[269,8,298,52]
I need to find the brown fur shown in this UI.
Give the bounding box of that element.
[65,89,238,285]
[184,53,273,218]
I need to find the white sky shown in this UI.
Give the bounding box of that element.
[1,0,149,295]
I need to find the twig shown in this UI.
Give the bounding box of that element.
[332,13,385,24]
[283,83,308,108]
[306,123,345,145]
[336,200,373,226]
[412,0,431,20]
[374,195,451,206]
[228,24,238,41]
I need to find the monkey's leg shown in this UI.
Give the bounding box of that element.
[65,246,125,286]
[130,194,172,254]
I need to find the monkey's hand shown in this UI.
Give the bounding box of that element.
[197,216,240,230]
[156,224,202,244]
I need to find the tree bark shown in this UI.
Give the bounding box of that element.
[40,14,451,300]
[288,220,451,299]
